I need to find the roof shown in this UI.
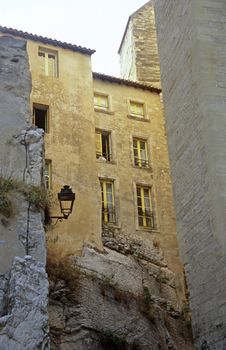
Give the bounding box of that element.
[0,26,95,56]
[118,0,153,54]
[93,72,161,94]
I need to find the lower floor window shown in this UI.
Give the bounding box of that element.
[44,160,52,189]
[136,185,154,228]
[100,179,116,224]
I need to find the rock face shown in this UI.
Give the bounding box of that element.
[0,36,50,349]
[48,242,193,350]
[0,256,50,350]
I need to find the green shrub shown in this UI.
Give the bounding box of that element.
[23,185,50,210]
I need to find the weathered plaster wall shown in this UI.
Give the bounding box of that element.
[119,1,161,88]
[28,41,103,256]
[93,78,184,298]
[154,0,226,348]
[119,21,137,81]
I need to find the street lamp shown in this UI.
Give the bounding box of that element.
[50,185,75,222]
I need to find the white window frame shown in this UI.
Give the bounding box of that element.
[38,47,58,77]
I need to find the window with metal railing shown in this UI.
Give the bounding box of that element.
[136,185,154,229]
[133,138,149,168]
[100,180,116,224]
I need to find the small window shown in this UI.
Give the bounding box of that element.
[95,130,112,161]
[136,185,154,228]
[33,104,49,132]
[133,138,149,167]
[100,179,116,224]
[44,160,52,189]
[94,93,109,111]
[129,101,145,117]
[38,48,58,77]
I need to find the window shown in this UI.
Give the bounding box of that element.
[44,160,52,189]
[100,180,116,224]
[33,104,49,132]
[136,185,154,228]
[94,93,109,111]
[133,138,149,167]
[38,48,58,77]
[95,130,112,161]
[129,101,145,117]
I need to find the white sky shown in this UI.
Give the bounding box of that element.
[0,0,147,77]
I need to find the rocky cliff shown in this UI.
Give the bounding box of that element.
[0,35,50,349]
[47,231,193,350]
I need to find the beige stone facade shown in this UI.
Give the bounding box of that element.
[0,27,184,297]
[119,1,161,88]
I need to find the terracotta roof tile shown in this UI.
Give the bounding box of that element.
[0,26,95,55]
[93,72,161,93]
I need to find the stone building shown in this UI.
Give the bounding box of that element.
[119,0,226,348]
[0,26,184,289]
[154,1,226,348]
[118,0,161,88]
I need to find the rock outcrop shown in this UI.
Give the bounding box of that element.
[0,35,50,349]
[0,256,49,350]
[48,239,193,350]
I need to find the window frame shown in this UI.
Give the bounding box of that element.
[38,47,58,77]
[133,137,149,168]
[94,92,114,114]
[128,100,146,119]
[136,185,155,230]
[100,179,116,225]
[95,129,112,162]
[33,103,49,133]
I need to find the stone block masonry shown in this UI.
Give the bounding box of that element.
[154,0,226,348]
[119,1,161,88]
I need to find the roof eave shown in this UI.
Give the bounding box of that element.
[0,26,95,56]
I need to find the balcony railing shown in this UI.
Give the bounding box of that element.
[134,157,149,168]
[138,210,155,228]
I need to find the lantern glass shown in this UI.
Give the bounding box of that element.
[58,185,75,218]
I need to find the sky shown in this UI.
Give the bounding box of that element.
[0,0,147,77]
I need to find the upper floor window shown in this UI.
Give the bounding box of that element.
[100,179,116,224]
[38,48,58,77]
[94,93,109,111]
[95,130,112,161]
[136,185,154,229]
[33,104,49,132]
[133,138,149,168]
[129,101,145,118]
[44,160,52,189]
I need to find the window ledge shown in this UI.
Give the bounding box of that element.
[102,223,120,229]
[39,74,58,79]
[127,114,150,122]
[97,158,116,165]
[94,108,115,115]
[136,228,159,233]
[133,165,153,172]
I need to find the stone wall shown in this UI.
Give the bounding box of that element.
[154,0,226,348]
[119,1,161,88]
